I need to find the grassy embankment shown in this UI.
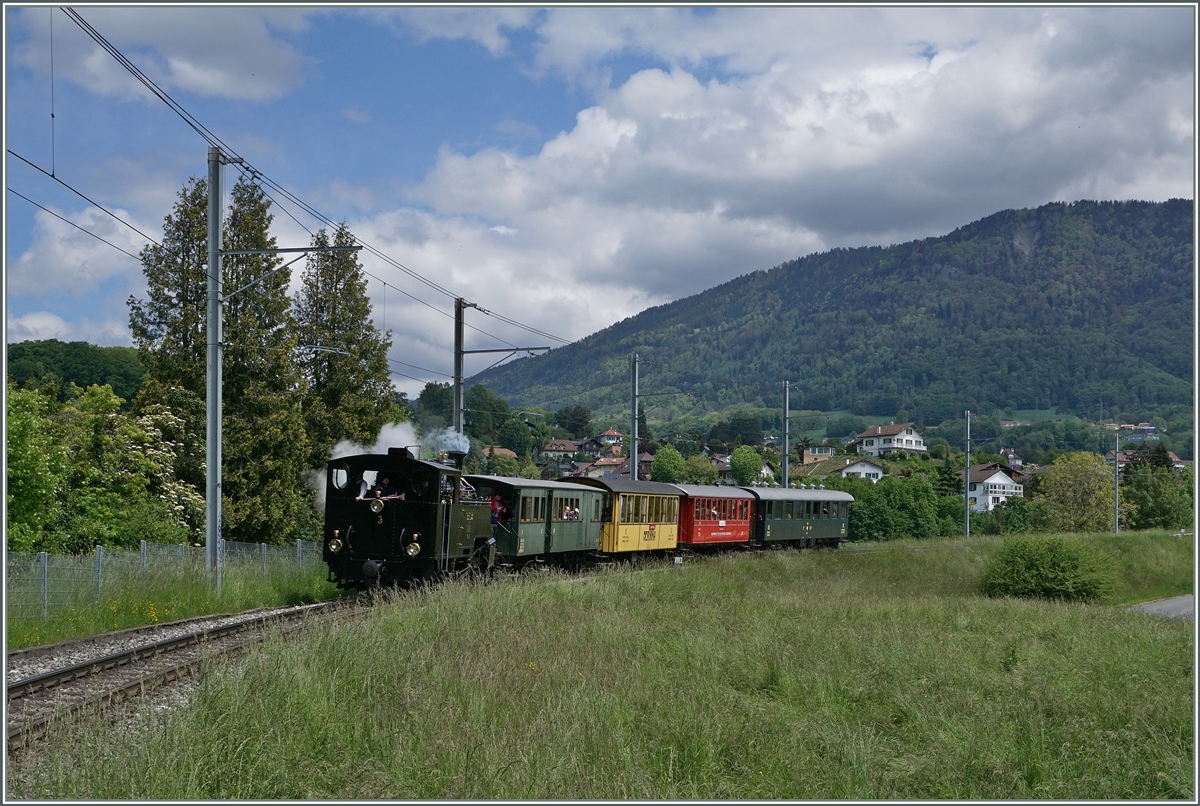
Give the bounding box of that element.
[5,565,339,650]
[8,531,1192,799]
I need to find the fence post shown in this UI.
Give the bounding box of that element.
[261,543,267,577]
[93,544,103,603]
[179,543,186,566]
[296,539,302,568]
[40,552,49,619]
[140,540,148,583]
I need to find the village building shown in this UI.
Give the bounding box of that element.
[793,456,885,483]
[960,463,1024,512]
[853,423,927,458]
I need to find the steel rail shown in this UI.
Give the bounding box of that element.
[6,598,357,752]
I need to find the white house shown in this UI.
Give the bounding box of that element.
[853,423,927,458]
[597,429,624,446]
[960,463,1024,512]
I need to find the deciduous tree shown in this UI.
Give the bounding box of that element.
[650,444,686,482]
[1036,451,1122,533]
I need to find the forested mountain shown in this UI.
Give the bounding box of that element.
[473,199,1193,425]
[7,340,146,405]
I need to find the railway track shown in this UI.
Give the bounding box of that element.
[6,597,358,753]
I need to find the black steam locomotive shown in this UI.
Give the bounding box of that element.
[322,447,496,588]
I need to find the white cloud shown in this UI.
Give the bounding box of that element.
[10,7,309,102]
[321,6,1190,394]
[9,204,149,296]
[364,7,540,56]
[8,311,131,346]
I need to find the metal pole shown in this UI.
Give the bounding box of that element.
[630,353,639,481]
[1114,432,1120,534]
[782,381,790,487]
[140,539,147,584]
[93,544,103,603]
[454,297,465,434]
[964,410,971,538]
[297,538,303,567]
[206,146,223,580]
[261,542,268,577]
[39,551,48,619]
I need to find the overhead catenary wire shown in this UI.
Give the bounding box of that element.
[242,169,520,353]
[7,186,141,260]
[9,149,165,248]
[61,7,629,369]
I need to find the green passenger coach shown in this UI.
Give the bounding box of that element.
[745,485,852,548]
[466,476,607,568]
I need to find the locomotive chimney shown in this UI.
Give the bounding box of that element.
[447,450,467,470]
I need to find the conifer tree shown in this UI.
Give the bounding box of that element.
[128,177,209,394]
[128,176,315,544]
[219,178,311,544]
[294,224,393,467]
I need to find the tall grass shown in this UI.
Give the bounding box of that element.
[5,564,338,650]
[9,531,1191,799]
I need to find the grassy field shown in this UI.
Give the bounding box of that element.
[5,565,340,650]
[7,531,1192,799]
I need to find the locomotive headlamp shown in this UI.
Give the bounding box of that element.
[327,538,343,553]
[369,498,385,514]
[406,542,421,557]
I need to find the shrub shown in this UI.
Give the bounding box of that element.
[979,534,1114,603]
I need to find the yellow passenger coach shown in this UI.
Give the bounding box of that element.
[563,478,680,553]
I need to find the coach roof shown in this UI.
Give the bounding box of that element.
[742,486,854,502]
[563,478,682,496]
[668,484,755,499]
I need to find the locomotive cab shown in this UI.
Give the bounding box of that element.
[323,448,494,589]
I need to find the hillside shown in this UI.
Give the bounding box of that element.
[473,199,1193,425]
[6,339,147,405]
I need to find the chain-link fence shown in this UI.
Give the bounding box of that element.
[6,539,323,622]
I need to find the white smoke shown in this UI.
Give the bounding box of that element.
[308,421,421,512]
[329,421,420,460]
[421,427,471,456]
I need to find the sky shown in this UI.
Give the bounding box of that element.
[4,5,1195,398]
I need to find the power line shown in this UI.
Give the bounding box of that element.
[7,186,141,260]
[8,148,163,247]
[61,7,617,369]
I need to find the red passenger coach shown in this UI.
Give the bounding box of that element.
[671,484,755,548]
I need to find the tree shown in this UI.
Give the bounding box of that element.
[650,444,686,482]
[465,384,510,437]
[1122,466,1193,530]
[487,452,520,477]
[933,455,963,497]
[418,381,453,426]
[1036,451,1122,532]
[294,224,393,467]
[56,384,200,552]
[218,178,312,545]
[127,176,311,545]
[554,405,592,439]
[636,404,653,452]
[128,177,209,396]
[730,445,763,486]
[498,418,534,457]
[683,454,719,485]
[6,382,66,550]
[730,411,763,447]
